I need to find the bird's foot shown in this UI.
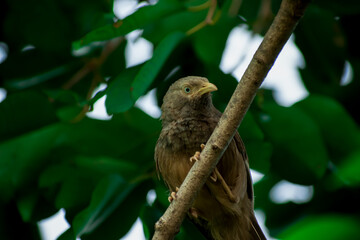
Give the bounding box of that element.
[168,187,179,202]
[190,144,205,162]
[190,151,201,162]
[189,144,218,182]
[189,207,200,219]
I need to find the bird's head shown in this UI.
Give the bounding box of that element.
[160,76,218,123]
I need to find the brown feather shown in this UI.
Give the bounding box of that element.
[155,76,266,240]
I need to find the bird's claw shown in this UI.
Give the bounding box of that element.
[190,144,206,163]
[210,171,217,182]
[189,207,199,219]
[190,144,217,182]
[190,151,201,162]
[168,187,179,202]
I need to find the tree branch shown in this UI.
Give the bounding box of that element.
[153,0,310,239]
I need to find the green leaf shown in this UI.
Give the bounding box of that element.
[55,173,94,210]
[239,112,265,141]
[140,204,163,239]
[17,190,58,223]
[118,107,161,134]
[258,103,328,184]
[56,106,85,122]
[39,164,75,188]
[295,6,346,95]
[44,89,83,105]
[5,63,76,90]
[253,175,312,230]
[0,202,43,240]
[330,151,360,188]
[0,46,75,84]
[0,124,61,201]
[193,15,238,66]
[245,140,272,174]
[177,217,208,240]
[88,89,106,111]
[155,183,171,208]
[74,156,138,179]
[57,228,76,240]
[207,67,239,109]
[73,0,185,49]
[44,89,88,122]
[100,38,126,78]
[105,66,140,114]
[58,117,145,157]
[81,180,152,240]
[142,8,205,44]
[16,192,38,222]
[238,0,262,23]
[39,163,96,210]
[314,0,360,15]
[0,91,57,142]
[131,31,185,100]
[73,175,135,237]
[294,95,360,162]
[278,215,360,240]
[3,0,113,53]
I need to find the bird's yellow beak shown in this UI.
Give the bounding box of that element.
[197,83,218,96]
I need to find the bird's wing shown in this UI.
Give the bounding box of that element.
[234,132,254,201]
[250,213,267,240]
[154,141,162,180]
[235,132,267,240]
[203,131,248,207]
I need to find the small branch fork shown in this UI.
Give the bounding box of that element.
[186,0,220,35]
[153,0,310,239]
[60,37,123,122]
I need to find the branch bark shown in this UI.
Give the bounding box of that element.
[153,0,310,239]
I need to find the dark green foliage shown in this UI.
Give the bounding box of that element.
[1,0,360,239]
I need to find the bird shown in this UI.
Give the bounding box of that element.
[155,76,266,240]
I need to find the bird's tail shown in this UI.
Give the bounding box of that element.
[249,213,267,240]
[210,213,266,240]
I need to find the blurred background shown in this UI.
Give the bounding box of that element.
[1,0,360,239]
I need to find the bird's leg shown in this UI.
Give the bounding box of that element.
[191,144,237,203]
[213,168,237,203]
[168,187,179,202]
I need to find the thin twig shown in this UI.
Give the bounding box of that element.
[186,0,220,35]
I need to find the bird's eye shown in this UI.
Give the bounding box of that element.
[184,87,191,93]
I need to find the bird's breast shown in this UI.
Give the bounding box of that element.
[161,119,216,153]
[155,118,218,189]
